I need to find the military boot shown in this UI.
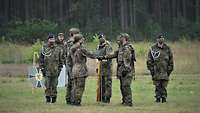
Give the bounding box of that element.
[124,102,133,107]
[46,96,51,103]
[156,98,161,103]
[72,101,81,106]
[162,97,166,103]
[51,96,57,103]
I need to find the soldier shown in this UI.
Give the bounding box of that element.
[68,34,96,106]
[39,34,63,103]
[56,32,67,65]
[96,33,113,103]
[146,33,174,103]
[65,28,80,104]
[66,28,80,50]
[98,33,136,106]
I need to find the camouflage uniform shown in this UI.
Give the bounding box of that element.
[96,39,113,103]
[65,28,80,104]
[56,33,67,65]
[147,43,174,102]
[39,43,63,103]
[68,34,96,105]
[104,40,136,106]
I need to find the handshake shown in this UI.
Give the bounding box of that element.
[96,56,106,61]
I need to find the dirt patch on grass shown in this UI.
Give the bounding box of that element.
[0,64,30,77]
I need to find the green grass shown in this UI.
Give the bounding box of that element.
[0,74,200,113]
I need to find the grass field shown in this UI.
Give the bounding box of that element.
[0,74,200,113]
[0,40,200,113]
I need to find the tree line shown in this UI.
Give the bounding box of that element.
[0,0,200,43]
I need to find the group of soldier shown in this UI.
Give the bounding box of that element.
[39,28,174,107]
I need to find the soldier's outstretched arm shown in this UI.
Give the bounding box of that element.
[105,50,118,59]
[81,48,96,59]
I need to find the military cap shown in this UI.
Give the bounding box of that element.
[48,33,55,39]
[98,33,105,39]
[156,33,164,39]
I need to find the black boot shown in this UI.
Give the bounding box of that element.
[46,96,51,103]
[156,98,161,103]
[124,102,133,107]
[72,100,81,106]
[51,96,57,103]
[72,102,81,106]
[162,97,166,103]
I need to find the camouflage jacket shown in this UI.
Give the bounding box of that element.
[147,43,174,80]
[105,43,136,77]
[66,37,74,56]
[56,41,67,65]
[39,44,63,77]
[68,45,96,79]
[96,43,113,76]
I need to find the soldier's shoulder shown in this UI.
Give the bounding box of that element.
[125,43,134,50]
[80,46,87,51]
[164,43,170,48]
[163,44,172,52]
[105,43,112,48]
[150,44,158,49]
[106,40,111,45]
[152,43,158,47]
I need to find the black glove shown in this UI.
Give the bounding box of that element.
[41,68,46,77]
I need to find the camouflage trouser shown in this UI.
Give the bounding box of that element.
[119,72,133,105]
[71,77,86,104]
[66,78,72,103]
[153,80,168,98]
[100,74,112,102]
[65,66,72,103]
[44,76,58,97]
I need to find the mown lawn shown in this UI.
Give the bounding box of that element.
[0,74,200,113]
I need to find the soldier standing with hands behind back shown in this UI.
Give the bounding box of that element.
[147,33,174,103]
